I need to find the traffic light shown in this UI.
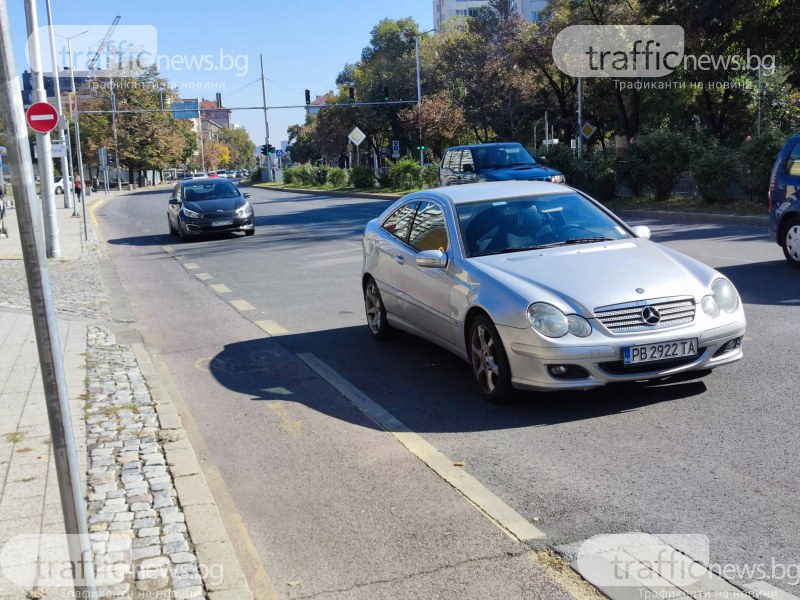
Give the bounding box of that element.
[415,145,425,151]
[348,87,355,103]
[267,144,275,155]
[260,145,268,156]
[304,89,311,105]
[383,86,390,101]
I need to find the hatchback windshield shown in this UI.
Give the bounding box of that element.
[472,144,537,169]
[182,181,240,202]
[457,193,631,257]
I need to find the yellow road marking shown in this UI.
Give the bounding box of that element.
[195,273,213,281]
[298,352,546,542]
[255,320,288,336]
[264,401,302,437]
[230,299,256,311]
[88,195,110,230]
[183,262,199,270]
[210,284,232,294]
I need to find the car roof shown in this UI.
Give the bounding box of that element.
[417,181,573,205]
[181,178,234,185]
[445,142,525,151]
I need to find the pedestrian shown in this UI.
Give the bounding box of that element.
[74,175,82,202]
[0,184,7,238]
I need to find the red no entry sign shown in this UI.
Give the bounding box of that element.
[26,102,58,133]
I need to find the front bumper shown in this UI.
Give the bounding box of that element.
[497,317,746,391]
[181,214,254,235]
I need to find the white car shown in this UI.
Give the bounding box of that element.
[54,176,74,194]
[361,181,746,402]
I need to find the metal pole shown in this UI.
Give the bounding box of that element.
[66,36,89,239]
[259,54,272,182]
[0,4,97,597]
[110,77,122,191]
[44,0,72,210]
[415,36,423,167]
[544,110,549,146]
[63,121,78,217]
[25,0,60,258]
[757,66,762,136]
[577,77,583,157]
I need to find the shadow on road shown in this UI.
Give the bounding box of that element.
[717,259,800,306]
[207,324,709,434]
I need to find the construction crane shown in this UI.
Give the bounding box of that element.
[88,16,121,71]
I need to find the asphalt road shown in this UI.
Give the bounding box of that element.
[96,185,800,597]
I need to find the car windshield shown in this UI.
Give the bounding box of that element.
[472,144,537,169]
[457,193,632,257]
[181,181,240,202]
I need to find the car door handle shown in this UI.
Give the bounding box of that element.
[395,255,405,265]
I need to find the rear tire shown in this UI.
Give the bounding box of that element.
[782,216,800,268]
[468,314,514,403]
[364,277,393,341]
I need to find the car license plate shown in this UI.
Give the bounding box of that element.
[211,219,233,227]
[623,338,698,364]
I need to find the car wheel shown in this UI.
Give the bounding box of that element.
[468,314,513,403]
[55,186,63,194]
[782,216,800,268]
[364,277,393,341]
[178,223,189,242]
[245,229,255,236]
[168,216,177,236]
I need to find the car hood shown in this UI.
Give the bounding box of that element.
[183,197,241,214]
[468,239,718,315]
[480,165,561,181]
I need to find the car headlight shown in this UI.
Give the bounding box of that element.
[701,278,739,317]
[547,174,565,184]
[181,206,201,218]
[235,202,252,216]
[527,303,592,338]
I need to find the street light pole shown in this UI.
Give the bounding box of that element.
[62,33,90,240]
[414,35,423,167]
[260,53,272,182]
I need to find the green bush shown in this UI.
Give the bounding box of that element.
[388,159,422,189]
[739,130,784,203]
[296,164,317,187]
[327,167,347,187]
[248,168,262,183]
[625,126,692,201]
[313,166,328,186]
[421,164,440,189]
[690,140,739,204]
[282,165,301,184]
[349,165,377,189]
[538,145,617,200]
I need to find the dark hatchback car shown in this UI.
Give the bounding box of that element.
[439,142,565,187]
[167,178,254,241]
[769,134,800,267]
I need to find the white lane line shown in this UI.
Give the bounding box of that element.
[302,255,362,268]
[210,284,232,294]
[163,246,175,254]
[183,263,200,270]
[255,320,288,335]
[298,352,545,543]
[230,299,256,311]
[195,273,213,281]
[777,298,800,304]
[305,247,361,259]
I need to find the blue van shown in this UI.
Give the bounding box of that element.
[439,143,564,187]
[769,134,800,267]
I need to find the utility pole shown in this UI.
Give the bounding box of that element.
[0,4,98,597]
[577,77,584,157]
[111,78,122,191]
[414,35,423,167]
[25,0,60,258]
[259,54,272,182]
[62,33,90,239]
[44,0,73,210]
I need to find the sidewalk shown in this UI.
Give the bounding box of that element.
[0,192,253,599]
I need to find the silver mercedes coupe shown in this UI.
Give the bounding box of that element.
[361,181,746,402]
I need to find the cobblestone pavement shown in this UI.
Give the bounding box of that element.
[0,201,215,599]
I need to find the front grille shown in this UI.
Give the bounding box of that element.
[202,211,236,219]
[598,351,704,375]
[594,296,695,333]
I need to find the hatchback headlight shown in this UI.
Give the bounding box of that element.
[235,202,252,216]
[547,174,565,184]
[527,303,592,338]
[181,206,201,218]
[702,278,739,317]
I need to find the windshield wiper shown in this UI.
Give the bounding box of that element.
[474,245,545,256]
[537,236,616,248]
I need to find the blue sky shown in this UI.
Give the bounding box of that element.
[9,0,434,149]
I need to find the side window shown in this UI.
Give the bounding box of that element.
[448,150,464,173]
[443,151,456,171]
[408,202,448,252]
[172,184,179,199]
[382,202,418,242]
[461,150,475,173]
[786,142,800,176]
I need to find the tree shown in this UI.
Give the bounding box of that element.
[218,128,255,168]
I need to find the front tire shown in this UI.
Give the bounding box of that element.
[168,216,177,236]
[364,277,393,341]
[178,222,189,242]
[55,186,63,194]
[468,314,513,403]
[782,216,800,268]
[245,229,255,236]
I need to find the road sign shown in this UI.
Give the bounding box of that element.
[26,102,59,133]
[276,149,284,157]
[581,121,596,140]
[348,127,366,147]
[51,141,67,158]
[392,139,400,159]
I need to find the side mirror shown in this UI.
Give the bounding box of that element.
[539,156,547,163]
[633,225,651,240]
[416,249,448,268]
[243,192,251,198]
[168,197,180,205]
[462,163,474,173]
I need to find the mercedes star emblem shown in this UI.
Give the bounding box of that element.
[641,306,661,325]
